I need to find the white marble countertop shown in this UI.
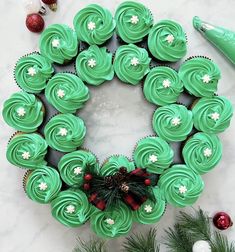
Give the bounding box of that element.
[0,0,235,251]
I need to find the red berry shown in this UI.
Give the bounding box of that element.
[83,183,90,191]
[42,0,56,4]
[84,173,93,181]
[26,14,44,33]
[213,212,233,230]
[144,179,151,186]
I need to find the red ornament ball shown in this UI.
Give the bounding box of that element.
[144,178,151,186]
[84,173,93,181]
[213,212,233,230]
[42,0,57,4]
[83,183,90,191]
[26,14,44,33]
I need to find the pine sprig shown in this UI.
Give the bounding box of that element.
[210,231,235,252]
[73,237,107,252]
[122,228,160,252]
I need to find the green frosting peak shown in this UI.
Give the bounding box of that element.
[115,1,153,43]
[6,133,48,169]
[2,92,44,133]
[114,44,151,85]
[73,4,116,45]
[192,96,233,134]
[76,45,114,86]
[148,20,187,62]
[44,113,86,152]
[159,164,204,207]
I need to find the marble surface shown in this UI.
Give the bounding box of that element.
[0,0,235,251]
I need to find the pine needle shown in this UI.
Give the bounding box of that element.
[122,228,160,252]
[73,237,107,252]
[209,231,235,252]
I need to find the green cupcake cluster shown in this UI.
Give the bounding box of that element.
[3,1,234,239]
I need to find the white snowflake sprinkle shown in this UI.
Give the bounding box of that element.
[106,218,115,225]
[87,21,96,31]
[211,112,220,121]
[144,204,153,213]
[17,107,26,117]
[130,57,139,66]
[52,38,60,48]
[171,117,181,126]
[59,128,68,136]
[38,182,48,191]
[202,74,211,83]
[57,89,65,98]
[87,58,97,68]
[130,15,139,24]
[27,67,37,76]
[149,154,158,163]
[166,34,175,44]
[179,185,187,194]
[162,79,171,88]
[203,148,212,157]
[74,167,83,175]
[66,205,76,214]
[22,151,30,160]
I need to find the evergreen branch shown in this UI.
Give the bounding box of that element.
[122,228,160,252]
[73,237,107,252]
[209,231,235,252]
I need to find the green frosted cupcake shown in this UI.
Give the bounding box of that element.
[179,57,221,97]
[133,186,166,224]
[75,45,114,86]
[6,133,48,170]
[73,4,116,45]
[158,164,204,207]
[2,92,44,133]
[152,104,193,142]
[144,66,183,106]
[39,24,78,64]
[183,132,222,174]
[101,155,135,176]
[148,20,187,62]
[114,44,151,85]
[45,73,89,113]
[133,136,174,174]
[115,1,153,43]
[24,166,62,204]
[51,189,91,227]
[14,53,54,93]
[90,201,133,238]
[192,96,233,134]
[44,113,86,152]
[58,150,99,186]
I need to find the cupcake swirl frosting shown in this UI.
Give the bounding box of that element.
[158,164,204,207]
[90,202,133,238]
[39,24,78,64]
[114,44,151,85]
[14,53,54,93]
[152,104,193,142]
[192,96,233,134]
[6,133,48,169]
[25,166,62,204]
[45,73,89,113]
[179,57,221,97]
[133,187,166,224]
[183,132,222,174]
[101,155,135,176]
[148,20,187,62]
[76,45,114,86]
[144,67,183,106]
[44,113,86,152]
[133,136,174,174]
[58,150,99,186]
[51,189,91,227]
[2,92,44,133]
[115,1,153,43]
[73,4,116,45]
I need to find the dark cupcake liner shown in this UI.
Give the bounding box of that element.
[22,170,32,193]
[184,55,212,63]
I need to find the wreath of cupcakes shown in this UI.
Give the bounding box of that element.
[3,1,233,239]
